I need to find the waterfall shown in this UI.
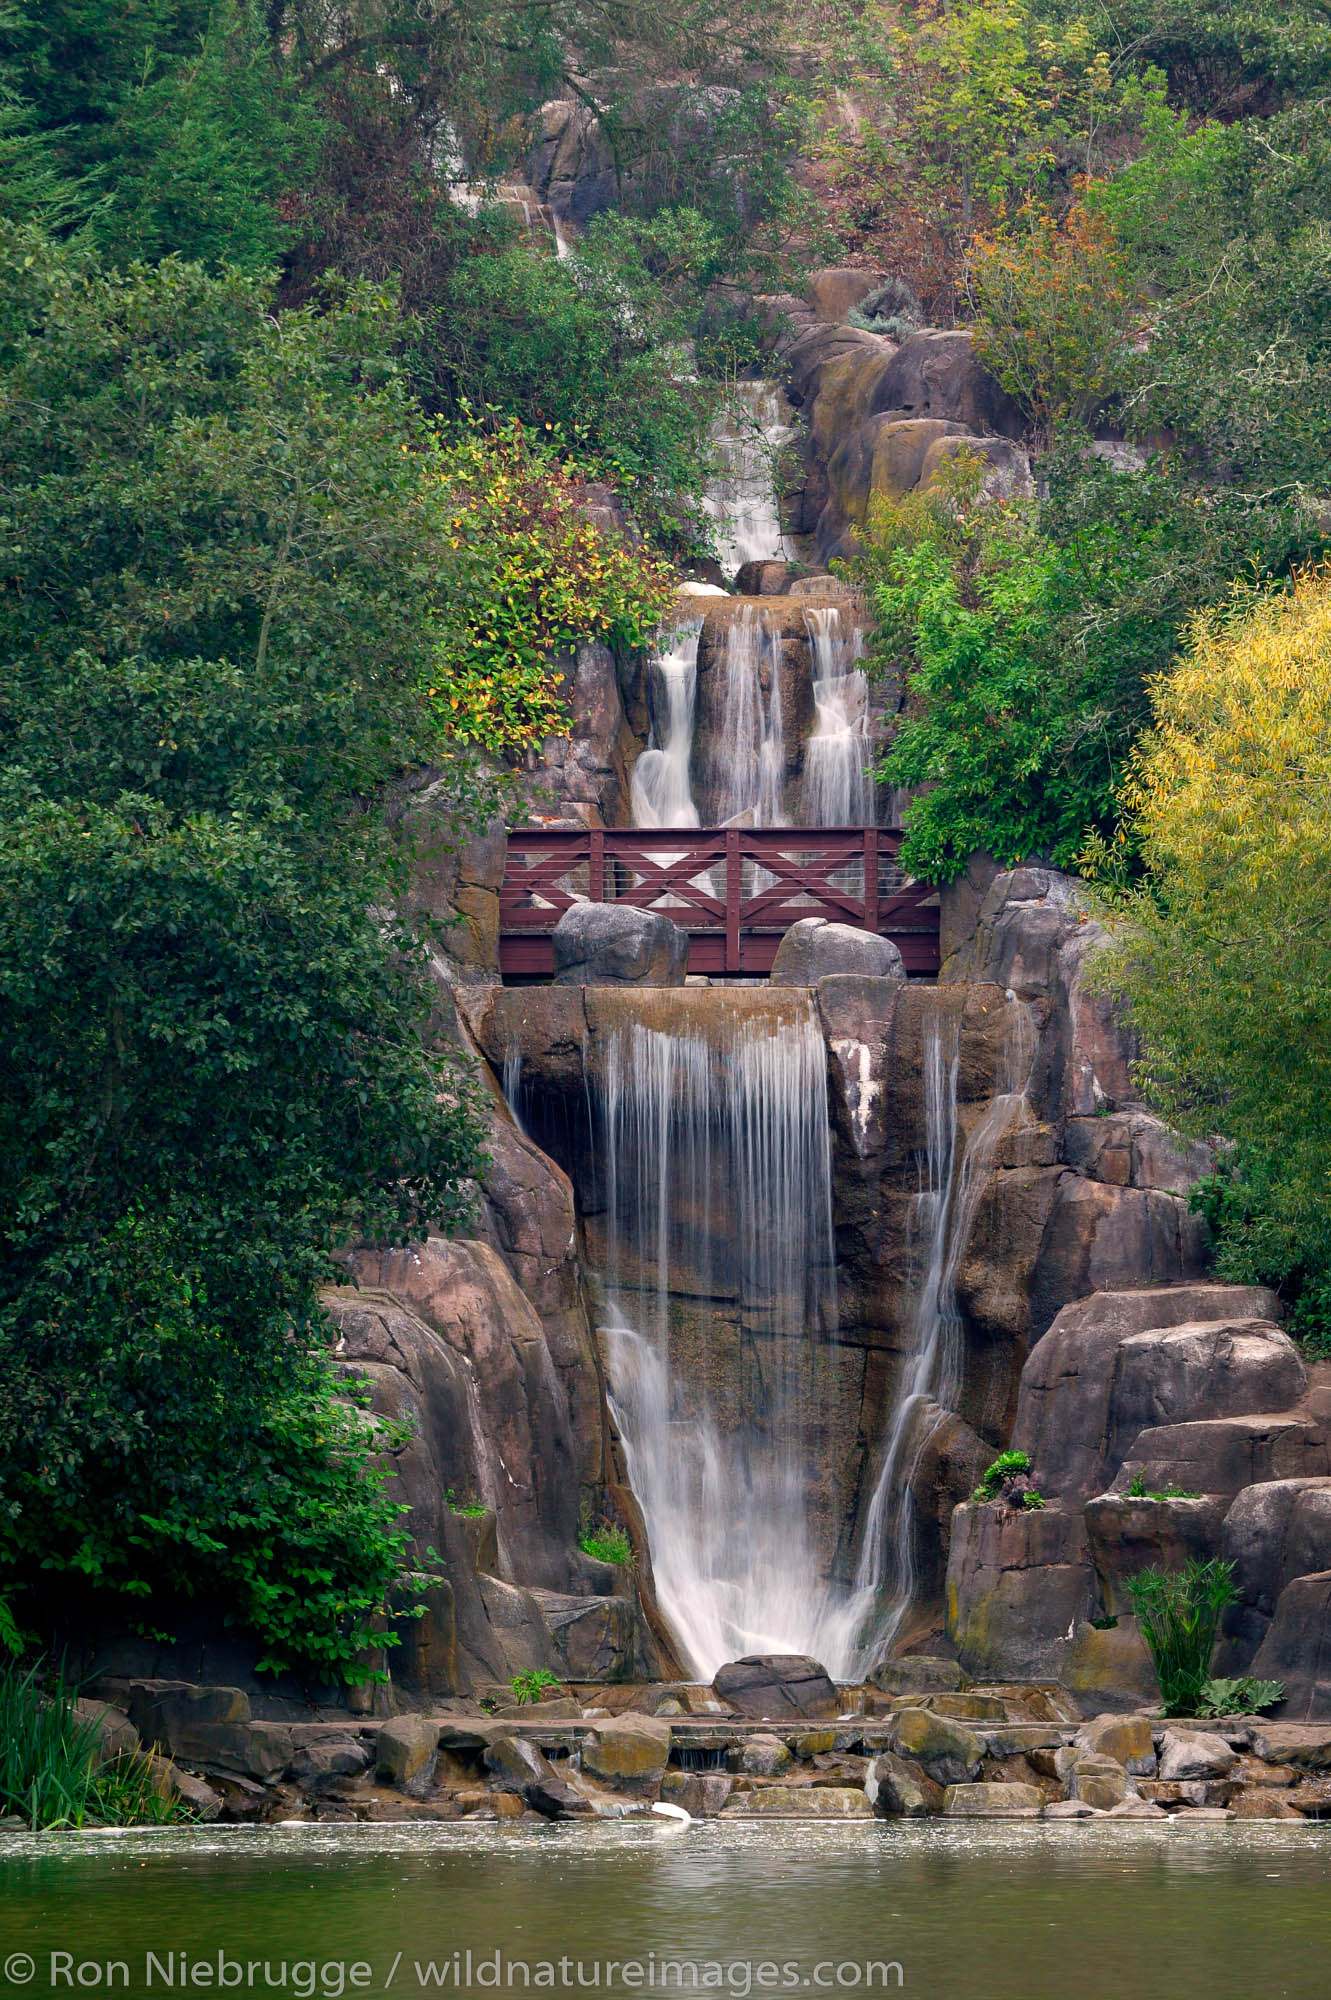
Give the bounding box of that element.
[631,618,703,829]
[594,994,866,1679]
[715,606,787,828]
[848,1000,1035,1669]
[800,608,873,830]
[703,381,795,580]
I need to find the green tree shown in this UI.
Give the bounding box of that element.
[0,232,495,1674]
[1093,572,1331,1342]
[864,446,1303,879]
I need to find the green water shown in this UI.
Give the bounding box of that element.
[2,1822,1329,2000]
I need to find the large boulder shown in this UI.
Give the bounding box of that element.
[1250,1573,1331,1720]
[946,1503,1095,1680]
[582,1713,673,1789]
[551,903,688,986]
[770,918,906,986]
[889,1708,985,1785]
[806,268,878,322]
[1011,1286,1289,1504]
[713,1655,840,1719]
[1221,1479,1331,1663]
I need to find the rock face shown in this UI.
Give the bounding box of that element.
[770,918,905,986]
[513,639,648,831]
[713,1655,840,1719]
[781,323,1031,562]
[552,903,688,986]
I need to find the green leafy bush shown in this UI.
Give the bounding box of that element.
[1123,1559,1238,1716]
[509,1669,563,1706]
[1196,1676,1284,1720]
[972,1450,1045,1510]
[578,1525,634,1566]
[0,1661,192,1828]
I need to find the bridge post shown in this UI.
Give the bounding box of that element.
[588,825,604,902]
[863,827,879,934]
[725,827,741,973]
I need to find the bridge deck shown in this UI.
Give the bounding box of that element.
[499,826,940,979]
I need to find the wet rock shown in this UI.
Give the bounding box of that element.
[126,1682,249,1763]
[1107,1797,1169,1820]
[552,904,688,987]
[1045,1798,1103,1819]
[734,560,798,595]
[582,1713,672,1788]
[865,1752,941,1817]
[724,1785,872,1817]
[1122,1415,1330,1505]
[376,1716,440,1790]
[740,1734,794,1777]
[791,1729,838,1757]
[528,1591,640,1681]
[1012,1287,1289,1504]
[482,1731,592,1818]
[770,919,905,986]
[661,1770,733,1816]
[1062,1618,1160,1715]
[942,1782,1044,1817]
[1231,1791,1303,1820]
[1158,1730,1238,1782]
[289,1739,373,1788]
[1073,1715,1156,1776]
[1069,1757,1128,1810]
[162,1766,224,1819]
[713,1655,840,1720]
[946,1504,1094,1681]
[867,1657,963,1696]
[890,1709,985,1785]
[1250,1572,1331,1718]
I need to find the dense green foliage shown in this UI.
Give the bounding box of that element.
[1094,576,1331,1348]
[0,1659,191,1826]
[0,230,651,1674]
[1124,1558,1238,1716]
[864,449,1300,879]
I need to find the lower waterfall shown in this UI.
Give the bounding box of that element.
[592,993,867,1678]
[577,988,1034,1684]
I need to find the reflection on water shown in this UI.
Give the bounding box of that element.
[2,1821,1330,2000]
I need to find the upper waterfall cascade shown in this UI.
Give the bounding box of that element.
[703,381,795,578]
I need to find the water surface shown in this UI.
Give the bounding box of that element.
[3,1820,1330,2000]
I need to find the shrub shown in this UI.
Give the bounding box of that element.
[972,1450,1045,1509]
[1123,1558,1238,1715]
[0,1661,192,1828]
[578,1524,634,1566]
[1095,573,1331,1343]
[1196,1676,1284,1720]
[509,1669,562,1706]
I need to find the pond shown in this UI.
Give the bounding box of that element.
[2,1820,1329,2000]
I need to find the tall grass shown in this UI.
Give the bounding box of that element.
[0,1660,193,1829]
[1124,1558,1239,1716]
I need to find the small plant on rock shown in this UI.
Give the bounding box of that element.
[1124,1558,1240,1716]
[509,1669,563,1706]
[972,1450,1045,1510]
[446,1490,489,1518]
[1126,1472,1201,1501]
[1196,1676,1285,1719]
[578,1524,634,1566]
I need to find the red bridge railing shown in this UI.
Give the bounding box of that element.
[499,826,940,978]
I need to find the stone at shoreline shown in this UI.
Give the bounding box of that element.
[1069,1756,1128,1811]
[770,919,905,987]
[552,904,687,987]
[581,1713,672,1789]
[376,1716,440,1790]
[1045,1799,1103,1819]
[889,1709,984,1786]
[722,1785,872,1817]
[1158,1729,1238,1782]
[868,1657,963,1696]
[73,1698,140,1767]
[740,1733,793,1777]
[713,1656,840,1720]
[661,1770,733,1816]
[865,1751,941,1817]
[1250,1572,1331,1720]
[1062,1618,1160,1715]
[1247,1721,1331,1769]
[942,1781,1044,1818]
[162,1765,224,1819]
[127,1682,249,1760]
[290,1738,373,1787]
[1074,1714,1156,1775]
[483,1730,592,1818]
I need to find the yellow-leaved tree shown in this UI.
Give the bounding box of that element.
[1097,571,1331,1341]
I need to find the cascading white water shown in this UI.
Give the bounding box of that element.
[800,608,873,830]
[630,618,703,830]
[594,997,868,1678]
[847,1001,1035,1670]
[715,605,787,828]
[704,382,795,580]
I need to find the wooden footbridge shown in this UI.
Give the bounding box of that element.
[498,826,940,979]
